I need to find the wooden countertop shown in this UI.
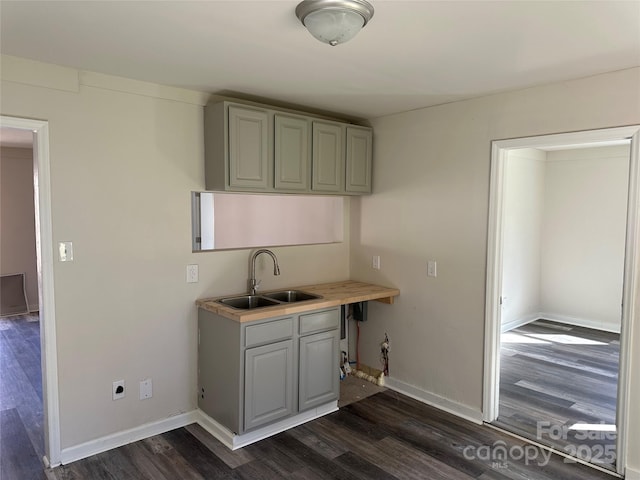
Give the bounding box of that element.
[196,280,400,323]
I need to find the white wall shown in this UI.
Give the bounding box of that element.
[501,149,546,330]
[0,55,350,450]
[351,67,640,471]
[540,145,629,332]
[0,146,39,311]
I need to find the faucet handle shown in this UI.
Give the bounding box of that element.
[254,279,261,291]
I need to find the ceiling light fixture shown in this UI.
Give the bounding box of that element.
[295,0,374,47]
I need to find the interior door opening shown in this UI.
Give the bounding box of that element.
[483,126,640,476]
[0,116,60,467]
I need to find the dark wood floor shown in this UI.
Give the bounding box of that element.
[0,313,46,480]
[495,319,619,470]
[49,391,615,480]
[3,315,616,480]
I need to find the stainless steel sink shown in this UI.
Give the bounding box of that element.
[263,290,321,303]
[219,295,281,310]
[218,290,322,310]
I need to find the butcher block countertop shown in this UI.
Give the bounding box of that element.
[196,280,400,323]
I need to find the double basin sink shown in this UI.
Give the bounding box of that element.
[219,290,321,310]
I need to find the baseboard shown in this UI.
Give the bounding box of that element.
[384,377,483,425]
[28,303,39,313]
[59,411,197,465]
[626,466,640,480]
[501,312,540,333]
[539,312,621,334]
[197,401,338,450]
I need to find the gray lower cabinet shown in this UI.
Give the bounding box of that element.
[198,306,340,435]
[299,331,339,411]
[244,339,294,430]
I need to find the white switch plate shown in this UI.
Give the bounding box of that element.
[372,255,381,270]
[186,264,198,283]
[139,378,152,400]
[59,242,73,262]
[427,260,437,277]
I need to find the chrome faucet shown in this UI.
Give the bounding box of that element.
[248,249,280,295]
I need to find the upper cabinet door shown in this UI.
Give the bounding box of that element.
[275,115,310,191]
[346,127,373,194]
[228,106,269,189]
[312,122,344,192]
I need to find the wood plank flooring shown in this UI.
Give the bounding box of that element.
[0,313,46,479]
[495,319,619,470]
[49,390,615,480]
[3,314,616,479]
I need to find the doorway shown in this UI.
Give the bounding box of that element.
[0,116,60,467]
[483,126,640,476]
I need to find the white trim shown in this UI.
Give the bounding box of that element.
[385,377,483,425]
[60,411,197,465]
[0,116,61,467]
[483,125,640,477]
[617,129,640,476]
[482,141,507,423]
[538,312,621,334]
[626,466,640,480]
[196,401,338,450]
[501,312,540,333]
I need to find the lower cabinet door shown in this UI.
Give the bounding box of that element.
[244,339,294,431]
[299,330,339,412]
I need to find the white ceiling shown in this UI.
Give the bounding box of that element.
[1,0,639,120]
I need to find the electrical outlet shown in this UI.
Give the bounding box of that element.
[372,255,380,270]
[113,380,125,400]
[186,264,199,283]
[139,378,153,400]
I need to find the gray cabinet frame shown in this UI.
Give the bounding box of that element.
[198,306,339,435]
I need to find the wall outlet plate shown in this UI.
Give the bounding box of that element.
[113,380,125,400]
[139,378,152,400]
[186,264,199,283]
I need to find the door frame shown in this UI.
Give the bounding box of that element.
[1,115,61,466]
[483,125,640,476]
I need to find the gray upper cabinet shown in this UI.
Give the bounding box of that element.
[346,126,373,194]
[204,102,271,192]
[204,99,372,195]
[274,114,310,191]
[311,122,344,193]
[228,106,270,189]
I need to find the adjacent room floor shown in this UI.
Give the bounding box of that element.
[0,313,45,479]
[495,319,619,470]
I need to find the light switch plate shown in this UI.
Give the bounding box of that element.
[427,260,437,277]
[59,242,73,262]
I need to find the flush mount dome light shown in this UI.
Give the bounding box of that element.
[295,0,374,46]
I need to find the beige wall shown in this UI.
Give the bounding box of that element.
[0,56,350,449]
[0,146,39,310]
[541,145,629,332]
[501,148,546,330]
[352,67,640,471]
